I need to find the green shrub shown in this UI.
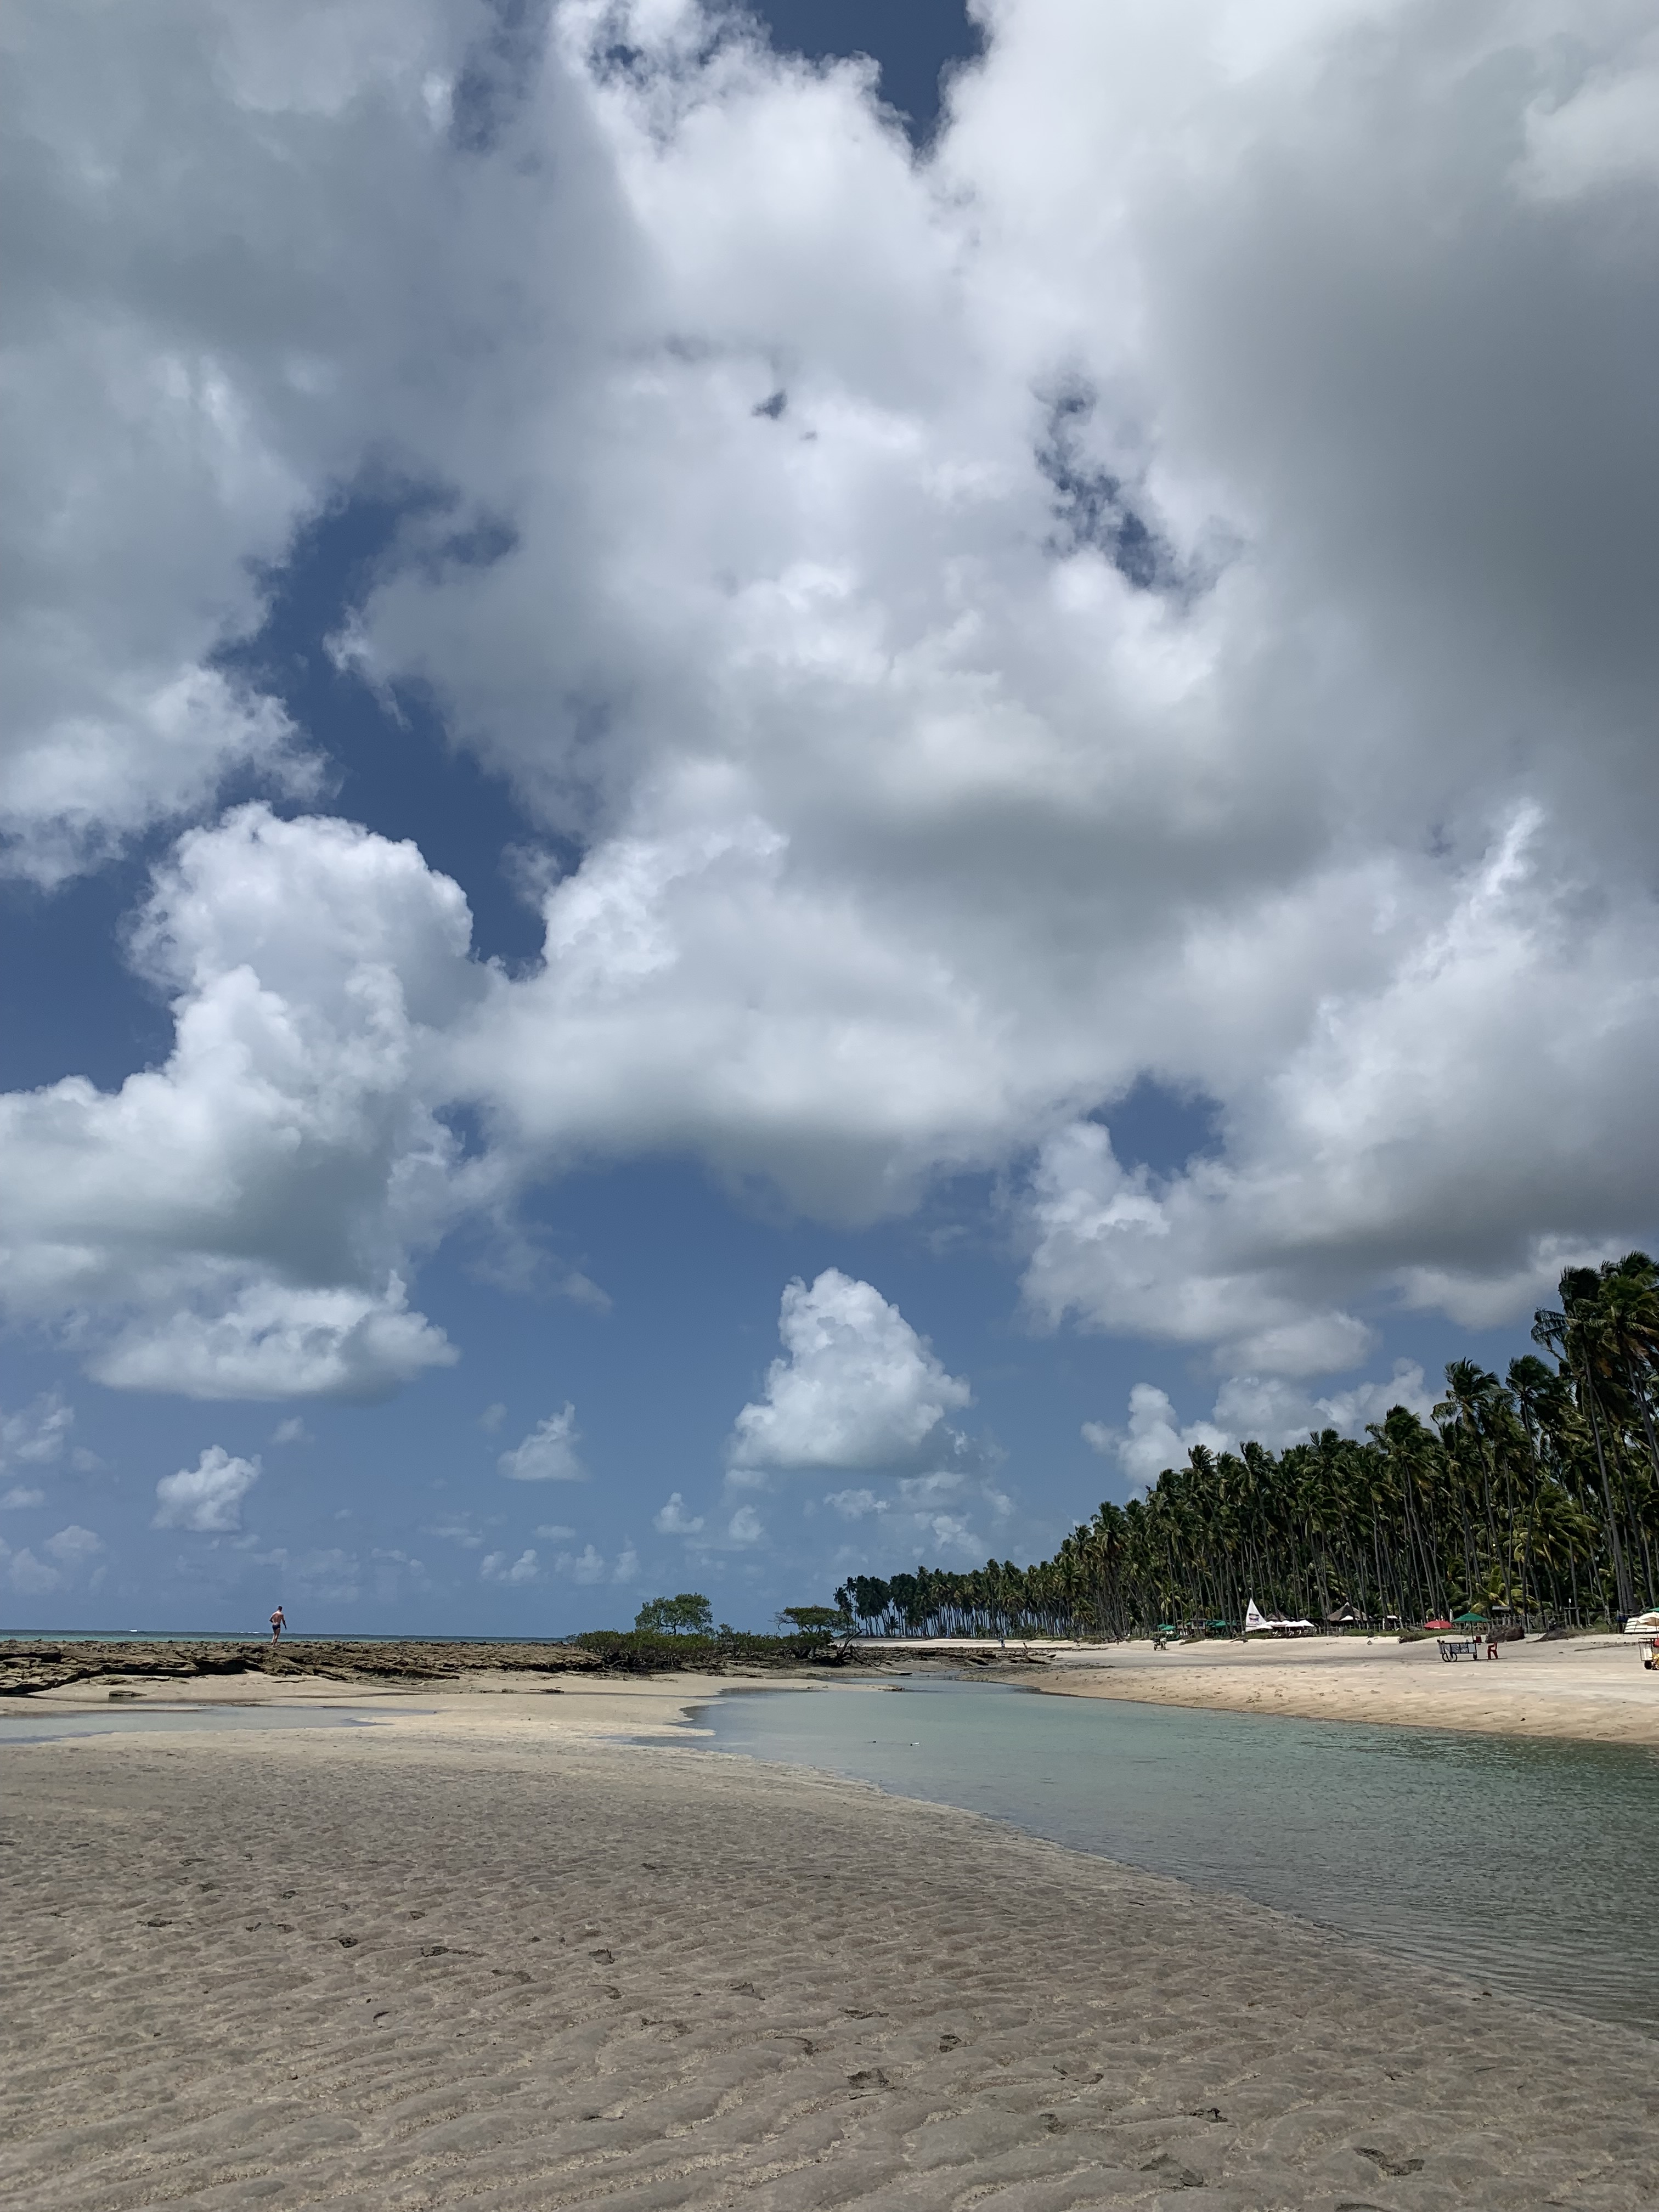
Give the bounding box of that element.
[570,1627,831,1673]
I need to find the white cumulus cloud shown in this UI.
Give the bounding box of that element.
[653,1491,704,1534]
[1086,1360,1442,1490]
[822,1468,1013,1570]
[44,1523,104,1568]
[498,1403,585,1482]
[1,1542,61,1595]
[2,0,1656,1409]
[730,1270,971,1473]
[2,1521,105,1594]
[1,1392,75,1470]
[154,1445,261,1531]
[555,1539,637,1584]
[480,1546,540,1584]
[0,0,476,880]
[0,806,472,1398]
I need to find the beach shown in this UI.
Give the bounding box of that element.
[4,1678,1659,2211]
[1039,1633,1659,1747]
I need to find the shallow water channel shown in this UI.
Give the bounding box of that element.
[694,1677,1659,2034]
[0,1703,392,1746]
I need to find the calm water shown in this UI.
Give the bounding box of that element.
[0,1705,393,1745]
[695,1678,1659,2033]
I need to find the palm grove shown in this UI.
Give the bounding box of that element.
[835,1259,1659,1639]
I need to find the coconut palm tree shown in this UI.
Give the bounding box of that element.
[829,1305,1654,1640]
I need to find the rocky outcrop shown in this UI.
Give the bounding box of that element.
[0,1640,603,1696]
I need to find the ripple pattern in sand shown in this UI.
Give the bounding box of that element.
[2,1730,1656,2210]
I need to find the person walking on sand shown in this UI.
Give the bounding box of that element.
[269,1605,285,1645]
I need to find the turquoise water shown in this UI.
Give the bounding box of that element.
[695,1678,1659,2033]
[0,1705,393,1745]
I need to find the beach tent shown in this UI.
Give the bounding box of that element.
[1245,1600,1317,1635]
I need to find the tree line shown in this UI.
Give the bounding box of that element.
[834,1257,1659,1638]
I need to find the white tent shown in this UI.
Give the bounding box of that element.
[1245,1600,1316,1634]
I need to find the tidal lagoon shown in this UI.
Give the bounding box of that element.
[699,1675,1659,2032]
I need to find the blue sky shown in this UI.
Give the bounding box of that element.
[3,0,1656,1632]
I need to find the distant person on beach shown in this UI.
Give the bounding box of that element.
[269,1606,285,1644]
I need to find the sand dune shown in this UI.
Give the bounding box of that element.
[4,1704,1657,2210]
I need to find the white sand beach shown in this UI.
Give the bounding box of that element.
[1040,1632,1659,1747]
[4,1679,1658,2211]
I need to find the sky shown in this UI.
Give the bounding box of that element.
[3,0,1657,1634]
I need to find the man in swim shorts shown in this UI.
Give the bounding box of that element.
[269,1605,285,1644]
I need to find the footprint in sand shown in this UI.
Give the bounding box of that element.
[1356,2147,1424,2177]
[1141,2152,1203,2186]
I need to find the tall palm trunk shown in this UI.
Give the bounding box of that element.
[1581,1356,1636,1615]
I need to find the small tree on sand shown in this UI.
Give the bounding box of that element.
[635,1592,714,1637]
[776,1606,844,1641]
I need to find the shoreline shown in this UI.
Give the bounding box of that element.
[1029,1631,1659,1749]
[0,1662,800,1745]
[6,1698,1659,2210]
[7,1620,1659,1752]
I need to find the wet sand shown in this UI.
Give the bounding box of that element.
[1041,1633,1659,1747]
[3,1686,1657,2210]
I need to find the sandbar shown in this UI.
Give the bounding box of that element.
[3,1681,1657,2210]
